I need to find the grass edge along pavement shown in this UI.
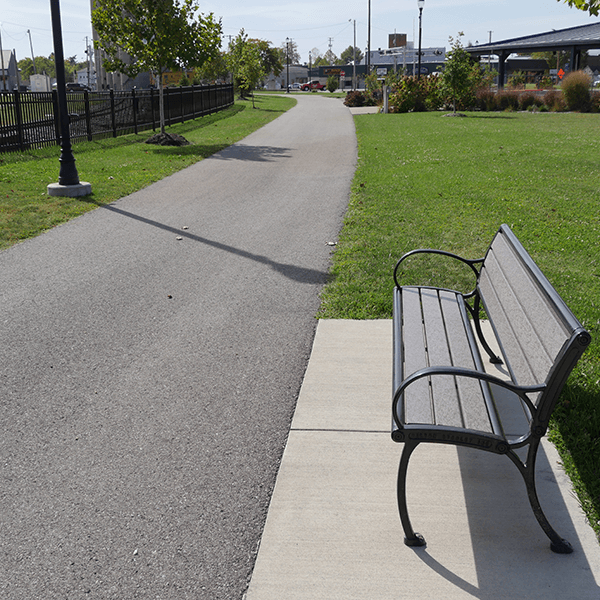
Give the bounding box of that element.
[0,94,296,251]
[318,110,600,542]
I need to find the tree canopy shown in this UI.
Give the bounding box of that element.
[227,31,281,101]
[18,54,88,82]
[340,46,364,65]
[91,0,222,79]
[561,0,599,15]
[92,0,222,133]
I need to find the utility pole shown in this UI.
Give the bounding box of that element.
[0,25,6,91]
[28,30,38,74]
[328,37,334,64]
[85,36,90,88]
[367,0,371,74]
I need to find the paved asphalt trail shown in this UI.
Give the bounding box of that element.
[0,95,356,599]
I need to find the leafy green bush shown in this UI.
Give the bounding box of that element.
[388,75,443,113]
[389,76,427,113]
[561,70,592,111]
[326,74,339,93]
[591,91,600,113]
[508,70,526,89]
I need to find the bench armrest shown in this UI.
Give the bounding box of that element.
[393,366,546,430]
[393,249,484,293]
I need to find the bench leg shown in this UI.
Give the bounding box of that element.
[507,448,574,554]
[397,441,426,547]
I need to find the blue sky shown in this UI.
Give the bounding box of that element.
[1,0,598,65]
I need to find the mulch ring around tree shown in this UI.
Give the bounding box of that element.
[145,132,190,146]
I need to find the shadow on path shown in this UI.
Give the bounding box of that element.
[96,203,328,285]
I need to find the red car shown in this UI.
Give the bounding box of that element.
[301,80,325,91]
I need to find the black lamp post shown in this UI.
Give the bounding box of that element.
[286,37,290,93]
[47,0,91,196]
[49,0,79,185]
[417,0,424,79]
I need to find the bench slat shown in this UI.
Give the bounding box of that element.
[421,289,463,428]
[401,287,433,424]
[439,291,494,434]
[480,234,568,391]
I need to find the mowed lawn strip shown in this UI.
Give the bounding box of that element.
[319,110,600,540]
[0,94,295,250]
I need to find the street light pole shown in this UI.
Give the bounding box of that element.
[351,19,356,91]
[47,0,91,196]
[286,37,290,93]
[417,0,424,79]
[367,0,371,74]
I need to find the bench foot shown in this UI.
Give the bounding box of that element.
[404,533,426,548]
[550,539,574,554]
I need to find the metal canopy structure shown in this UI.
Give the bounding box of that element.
[466,22,600,87]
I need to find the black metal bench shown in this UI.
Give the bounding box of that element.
[392,224,591,554]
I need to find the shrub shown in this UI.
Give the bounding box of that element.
[344,91,365,107]
[591,91,600,113]
[537,75,553,89]
[508,71,526,89]
[326,74,339,93]
[543,90,566,112]
[476,88,496,111]
[497,90,520,111]
[561,70,592,111]
[389,76,428,113]
[519,93,537,111]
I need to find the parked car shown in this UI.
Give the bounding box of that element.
[66,82,90,92]
[301,80,325,91]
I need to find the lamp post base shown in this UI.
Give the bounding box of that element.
[47,182,92,197]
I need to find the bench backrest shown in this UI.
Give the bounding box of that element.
[478,225,591,417]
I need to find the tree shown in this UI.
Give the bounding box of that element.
[254,40,283,77]
[340,45,364,65]
[314,50,339,67]
[279,40,301,65]
[440,33,479,114]
[226,31,267,104]
[196,52,229,83]
[92,0,222,134]
[560,0,599,15]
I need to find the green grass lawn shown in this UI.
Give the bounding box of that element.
[0,94,295,250]
[319,109,600,540]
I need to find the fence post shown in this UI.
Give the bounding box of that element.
[110,89,117,137]
[150,87,156,131]
[52,89,61,145]
[166,87,172,127]
[180,86,184,124]
[84,90,92,141]
[14,90,25,151]
[132,87,138,135]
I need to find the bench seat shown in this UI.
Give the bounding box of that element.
[392,225,591,554]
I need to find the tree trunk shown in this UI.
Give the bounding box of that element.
[158,71,166,134]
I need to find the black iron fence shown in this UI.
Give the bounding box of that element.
[0,84,234,153]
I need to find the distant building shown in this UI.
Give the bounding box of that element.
[77,67,96,89]
[30,73,52,92]
[0,49,19,91]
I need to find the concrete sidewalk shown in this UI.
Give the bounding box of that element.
[245,320,600,599]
